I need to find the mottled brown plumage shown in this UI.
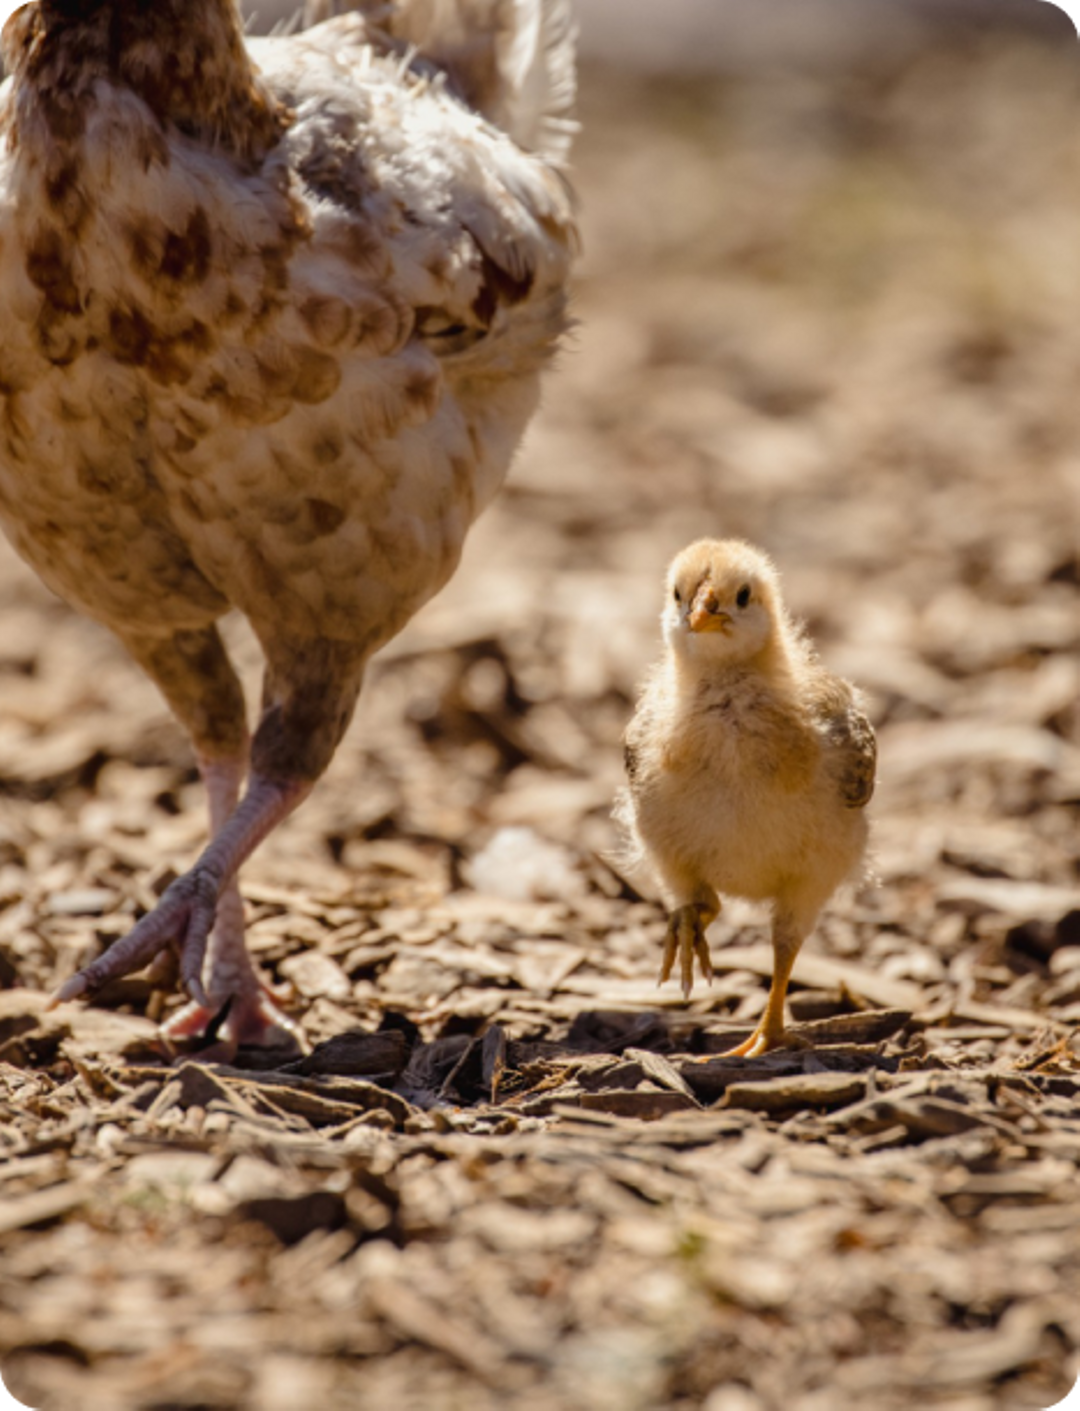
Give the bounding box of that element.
[618,540,876,1056]
[0,0,577,1048]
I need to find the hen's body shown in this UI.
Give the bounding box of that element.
[0,0,576,1047]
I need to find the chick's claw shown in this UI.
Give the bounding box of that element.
[658,904,714,999]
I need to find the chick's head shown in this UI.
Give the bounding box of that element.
[663,538,782,664]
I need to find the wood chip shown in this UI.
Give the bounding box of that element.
[2,46,1079,1411]
[721,1072,868,1114]
[0,1181,90,1235]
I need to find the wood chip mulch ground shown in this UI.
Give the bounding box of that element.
[2,33,1080,1411]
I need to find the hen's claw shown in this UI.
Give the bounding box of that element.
[53,865,221,1009]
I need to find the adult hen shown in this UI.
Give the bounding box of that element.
[0,0,577,1047]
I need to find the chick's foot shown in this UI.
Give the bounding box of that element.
[728,1021,787,1058]
[727,923,804,1056]
[658,903,714,998]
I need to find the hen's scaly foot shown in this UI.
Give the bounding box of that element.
[658,904,714,999]
[162,987,306,1060]
[53,864,222,1010]
[51,775,308,1048]
[52,867,305,1054]
[54,877,305,1058]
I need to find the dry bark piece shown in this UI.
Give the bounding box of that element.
[282,1028,409,1079]
[239,1190,349,1246]
[680,1052,809,1103]
[391,1033,470,1104]
[720,1071,868,1114]
[572,1049,698,1099]
[576,1086,701,1119]
[238,1077,415,1129]
[564,1008,676,1053]
[481,1024,508,1101]
[785,1008,913,1046]
[277,950,353,1003]
[0,1180,91,1236]
[948,998,1059,1034]
[116,1062,422,1130]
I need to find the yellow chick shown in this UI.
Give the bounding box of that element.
[619,539,876,1056]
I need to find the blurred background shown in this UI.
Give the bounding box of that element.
[1,0,1078,964]
[245,0,1075,58]
[3,5,1080,1410]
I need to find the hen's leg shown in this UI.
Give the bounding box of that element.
[53,633,362,1046]
[198,754,248,1003]
[160,755,305,1049]
[49,627,271,1039]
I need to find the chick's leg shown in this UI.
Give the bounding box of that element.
[730,904,811,1058]
[658,891,719,999]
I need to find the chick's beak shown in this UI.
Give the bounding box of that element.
[688,585,731,632]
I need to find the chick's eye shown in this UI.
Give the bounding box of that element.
[735,585,751,609]
[673,588,681,603]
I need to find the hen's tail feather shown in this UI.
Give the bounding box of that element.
[267,8,307,36]
[302,0,577,164]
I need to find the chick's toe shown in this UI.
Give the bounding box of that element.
[658,903,715,999]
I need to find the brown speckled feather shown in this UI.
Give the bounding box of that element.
[0,0,575,668]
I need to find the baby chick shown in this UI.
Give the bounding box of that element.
[619,539,875,1056]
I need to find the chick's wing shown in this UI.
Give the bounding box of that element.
[809,673,877,809]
